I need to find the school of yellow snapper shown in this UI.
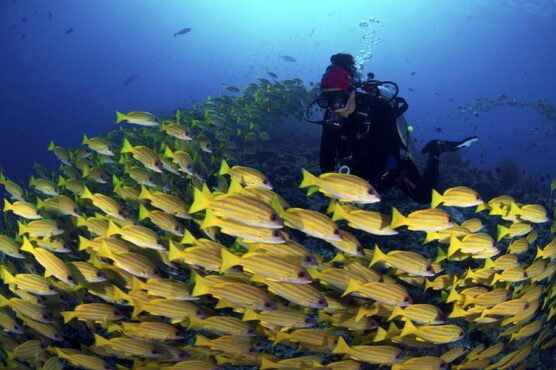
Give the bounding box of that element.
[0,99,555,369]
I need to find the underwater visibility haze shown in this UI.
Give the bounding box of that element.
[0,0,555,369]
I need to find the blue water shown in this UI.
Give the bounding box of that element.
[1,0,555,182]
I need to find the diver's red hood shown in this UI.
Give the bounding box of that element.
[320,65,352,90]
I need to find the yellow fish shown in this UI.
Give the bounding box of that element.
[370,244,435,277]
[20,237,74,285]
[431,186,483,208]
[400,319,464,344]
[332,336,402,365]
[81,186,123,219]
[116,111,160,126]
[332,204,397,236]
[61,303,124,323]
[219,160,272,189]
[300,169,380,203]
[3,199,41,219]
[391,207,453,232]
[121,138,163,173]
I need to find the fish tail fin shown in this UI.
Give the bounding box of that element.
[47,141,56,151]
[242,308,259,321]
[390,207,407,229]
[332,336,350,354]
[342,278,363,297]
[3,199,12,212]
[80,186,94,201]
[331,203,348,222]
[260,357,277,370]
[180,229,197,245]
[508,202,521,218]
[483,258,495,269]
[61,311,74,324]
[273,331,288,346]
[195,334,211,347]
[431,189,443,208]
[387,306,403,321]
[106,221,120,237]
[168,240,183,262]
[107,323,122,334]
[227,178,243,194]
[446,281,460,303]
[81,134,89,145]
[0,267,14,284]
[435,247,447,263]
[219,160,230,175]
[131,299,144,318]
[121,138,133,154]
[113,286,129,303]
[163,145,174,158]
[94,333,110,347]
[138,185,152,201]
[299,168,318,188]
[189,186,210,214]
[447,236,462,257]
[497,225,509,242]
[77,235,91,251]
[318,310,332,322]
[191,274,211,297]
[491,273,501,285]
[373,326,389,342]
[17,221,27,236]
[535,247,544,260]
[115,111,126,124]
[400,319,418,338]
[424,231,436,244]
[138,204,149,221]
[200,208,219,229]
[475,203,487,213]
[220,248,242,273]
[270,195,285,216]
[369,244,386,268]
[20,236,34,253]
[97,241,114,259]
[130,276,145,295]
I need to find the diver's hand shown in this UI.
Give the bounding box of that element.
[333,91,356,117]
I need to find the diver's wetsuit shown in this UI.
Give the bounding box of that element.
[319,91,438,204]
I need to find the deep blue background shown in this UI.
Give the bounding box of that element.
[1,0,555,182]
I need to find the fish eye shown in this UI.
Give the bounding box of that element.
[476,195,481,200]
[272,231,280,237]
[333,229,340,235]
[263,180,269,184]
[67,275,74,281]
[447,217,452,223]
[74,208,79,213]
[426,265,433,271]
[175,330,181,336]
[305,318,313,324]
[297,271,306,278]
[356,246,364,253]
[523,272,529,279]
[175,226,180,231]
[96,272,103,277]
[524,302,530,309]
[248,347,255,353]
[270,214,278,221]
[317,299,326,306]
[48,285,55,290]
[43,314,50,320]
[264,301,273,308]
[367,188,375,194]
[404,296,410,302]
[151,349,160,355]
[196,309,202,316]
[304,256,313,262]
[396,352,402,359]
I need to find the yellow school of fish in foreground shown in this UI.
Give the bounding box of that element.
[0,94,555,368]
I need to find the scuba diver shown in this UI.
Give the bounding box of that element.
[306,53,478,204]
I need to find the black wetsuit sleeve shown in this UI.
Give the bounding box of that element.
[319,123,339,173]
